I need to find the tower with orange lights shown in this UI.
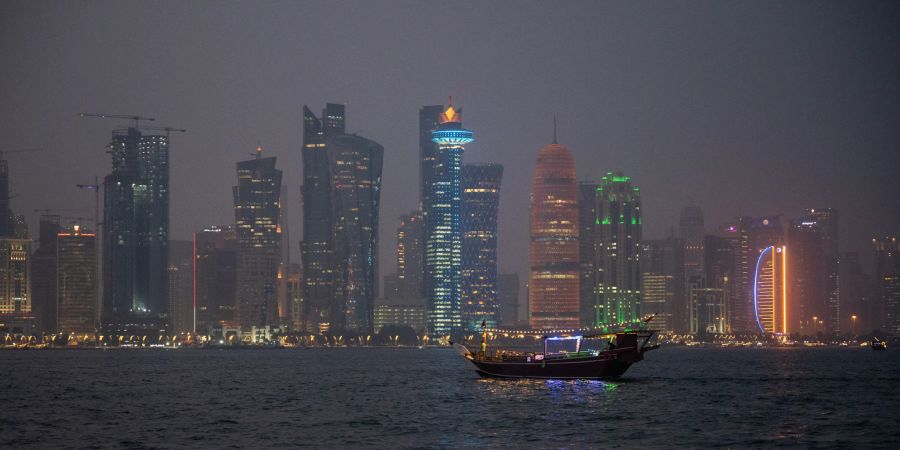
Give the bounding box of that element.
[754,245,789,334]
[529,137,580,329]
[424,101,472,338]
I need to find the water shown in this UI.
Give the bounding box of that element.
[1,347,898,448]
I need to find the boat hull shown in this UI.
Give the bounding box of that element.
[467,350,643,380]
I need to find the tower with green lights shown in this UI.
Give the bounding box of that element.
[593,172,642,326]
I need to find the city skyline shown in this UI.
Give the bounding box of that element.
[2,1,897,291]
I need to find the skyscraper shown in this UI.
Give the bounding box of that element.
[460,163,503,330]
[594,172,642,326]
[578,182,598,327]
[0,157,10,237]
[56,225,96,334]
[193,226,238,334]
[874,237,899,335]
[168,240,193,334]
[498,273,520,326]
[419,105,444,209]
[788,219,825,334]
[0,239,30,317]
[641,234,684,332]
[395,211,424,304]
[233,151,282,329]
[424,103,472,338]
[31,214,61,333]
[680,207,705,282]
[529,140,579,330]
[704,233,735,333]
[301,104,342,333]
[329,133,383,335]
[102,127,169,336]
[797,208,840,332]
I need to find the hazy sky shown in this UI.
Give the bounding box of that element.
[2,0,898,284]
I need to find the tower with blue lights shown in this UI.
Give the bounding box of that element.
[424,100,472,339]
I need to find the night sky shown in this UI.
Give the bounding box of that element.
[2,1,898,286]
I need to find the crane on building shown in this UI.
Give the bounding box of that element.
[77,113,156,129]
[0,147,44,159]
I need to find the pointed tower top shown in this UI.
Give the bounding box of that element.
[553,114,558,144]
[439,96,461,124]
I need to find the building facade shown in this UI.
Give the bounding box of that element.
[395,211,424,304]
[594,172,642,326]
[193,226,238,334]
[233,152,282,329]
[56,225,96,334]
[874,237,900,335]
[641,235,683,332]
[529,141,579,329]
[578,182,598,327]
[423,103,472,338]
[31,214,61,333]
[460,163,503,330]
[102,127,169,336]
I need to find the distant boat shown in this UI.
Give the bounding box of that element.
[871,338,887,351]
[454,324,658,380]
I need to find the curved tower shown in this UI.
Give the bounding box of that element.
[753,244,788,334]
[424,102,473,338]
[529,142,579,329]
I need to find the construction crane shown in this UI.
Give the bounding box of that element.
[141,126,187,135]
[34,208,86,215]
[78,113,156,128]
[0,147,43,158]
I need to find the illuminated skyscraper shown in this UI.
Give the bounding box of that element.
[424,102,472,338]
[641,234,683,332]
[461,163,503,330]
[419,105,444,208]
[301,103,343,333]
[753,245,788,334]
[0,238,30,317]
[233,150,282,328]
[56,225,97,334]
[102,127,169,336]
[167,240,193,334]
[594,172,642,326]
[329,133,383,334]
[529,140,579,329]
[788,219,825,334]
[680,207,705,281]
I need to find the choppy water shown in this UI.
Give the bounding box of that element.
[1,347,898,448]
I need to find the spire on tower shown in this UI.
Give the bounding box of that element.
[553,114,558,144]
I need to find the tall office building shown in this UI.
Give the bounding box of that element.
[838,252,874,334]
[460,163,503,330]
[31,215,61,332]
[594,172,642,326]
[716,218,754,333]
[578,182,598,327]
[301,104,343,333]
[748,217,786,334]
[329,133,383,334]
[704,234,735,333]
[193,226,238,334]
[102,127,169,336]
[874,237,899,334]
[56,225,96,334]
[688,277,727,335]
[419,105,444,208]
[423,103,472,338]
[788,219,825,334]
[797,208,839,332]
[395,211,424,304]
[529,140,579,329]
[0,239,30,317]
[233,151,282,329]
[641,234,683,332]
[498,273,520,326]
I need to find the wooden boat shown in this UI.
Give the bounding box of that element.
[454,324,658,380]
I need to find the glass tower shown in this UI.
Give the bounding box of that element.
[460,163,503,331]
[595,172,642,326]
[424,103,472,338]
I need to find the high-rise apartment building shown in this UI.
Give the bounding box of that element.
[594,172,642,326]
[233,151,282,329]
[56,225,96,334]
[460,163,503,330]
[529,140,579,329]
[102,127,169,336]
